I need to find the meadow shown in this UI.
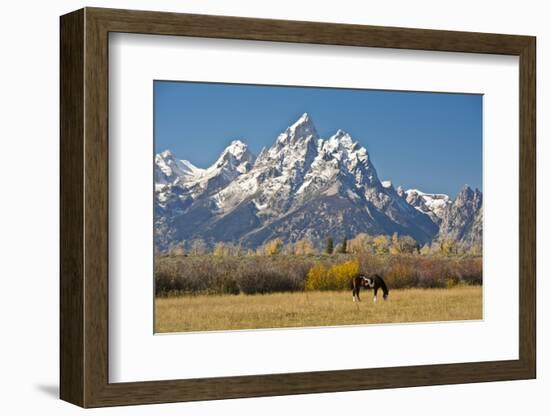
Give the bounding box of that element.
[154,238,482,332]
[155,286,483,333]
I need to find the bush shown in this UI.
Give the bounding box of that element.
[454,256,483,285]
[305,264,329,291]
[236,259,304,294]
[384,261,419,289]
[328,260,359,290]
[154,251,482,296]
[305,260,359,291]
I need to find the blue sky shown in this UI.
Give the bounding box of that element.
[154,81,482,197]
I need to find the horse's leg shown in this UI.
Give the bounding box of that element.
[356,286,361,302]
[373,287,378,303]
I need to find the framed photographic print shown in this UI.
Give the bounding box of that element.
[60,7,536,408]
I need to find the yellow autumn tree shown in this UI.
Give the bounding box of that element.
[262,239,284,256]
[305,264,329,291]
[389,232,401,255]
[440,239,457,256]
[169,242,186,257]
[420,244,431,256]
[327,260,360,290]
[306,260,360,291]
[373,235,390,254]
[213,242,230,257]
[348,233,372,254]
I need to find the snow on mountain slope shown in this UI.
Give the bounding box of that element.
[154,113,478,251]
[213,113,321,216]
[155,140,255,206]
[153,140,257,251]
[183,139,255,198]
[404,189,451,222]
[154,150,204,185]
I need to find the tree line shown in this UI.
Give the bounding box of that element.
[155,252,482,296]
[161,232,481,258]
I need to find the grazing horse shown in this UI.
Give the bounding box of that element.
[350,274,389,303]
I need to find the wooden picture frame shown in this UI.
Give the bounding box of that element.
[60,7,536,408]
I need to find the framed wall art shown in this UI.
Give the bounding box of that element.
[60,7,536,408]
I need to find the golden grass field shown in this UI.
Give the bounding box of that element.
[155,285,482,333]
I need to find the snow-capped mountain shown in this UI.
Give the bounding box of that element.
[402,189,451,223]
[155,140,254,194]
[155,150,203,185]
[155,140,254,211]
[154,113,480,251]
[437,186,483,245]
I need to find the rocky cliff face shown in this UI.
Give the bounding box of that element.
[436,186,483,246]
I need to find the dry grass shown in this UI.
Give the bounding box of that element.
[155,285,482,333]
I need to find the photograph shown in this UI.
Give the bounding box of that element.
[52,5,537,410]
[153,81,483,333]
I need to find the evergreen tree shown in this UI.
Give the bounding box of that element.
[325,238,334,255]
[339,237,348,254]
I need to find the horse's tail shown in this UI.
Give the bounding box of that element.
[375,274,389,299]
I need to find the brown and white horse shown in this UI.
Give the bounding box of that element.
[350,274,389,303]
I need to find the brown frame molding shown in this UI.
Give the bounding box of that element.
[60,7,536,408]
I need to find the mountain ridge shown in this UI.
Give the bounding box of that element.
[154,113,482,251]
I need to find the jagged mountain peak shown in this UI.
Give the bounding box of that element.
[154,140,256,210]
[212,139,255,172]
[458,184,481,195]
[454,185,482,208]
[222,139,248,156]
[276,112,319,146]
[292,112,313,129]
[326,129,354,148]
[438,185,482,245]
[331,128,352,140]
[459,184,474,195]
[154,113,481,251]
[323,129,369,164]
[159,149,175,159]
[155,149,203,184]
